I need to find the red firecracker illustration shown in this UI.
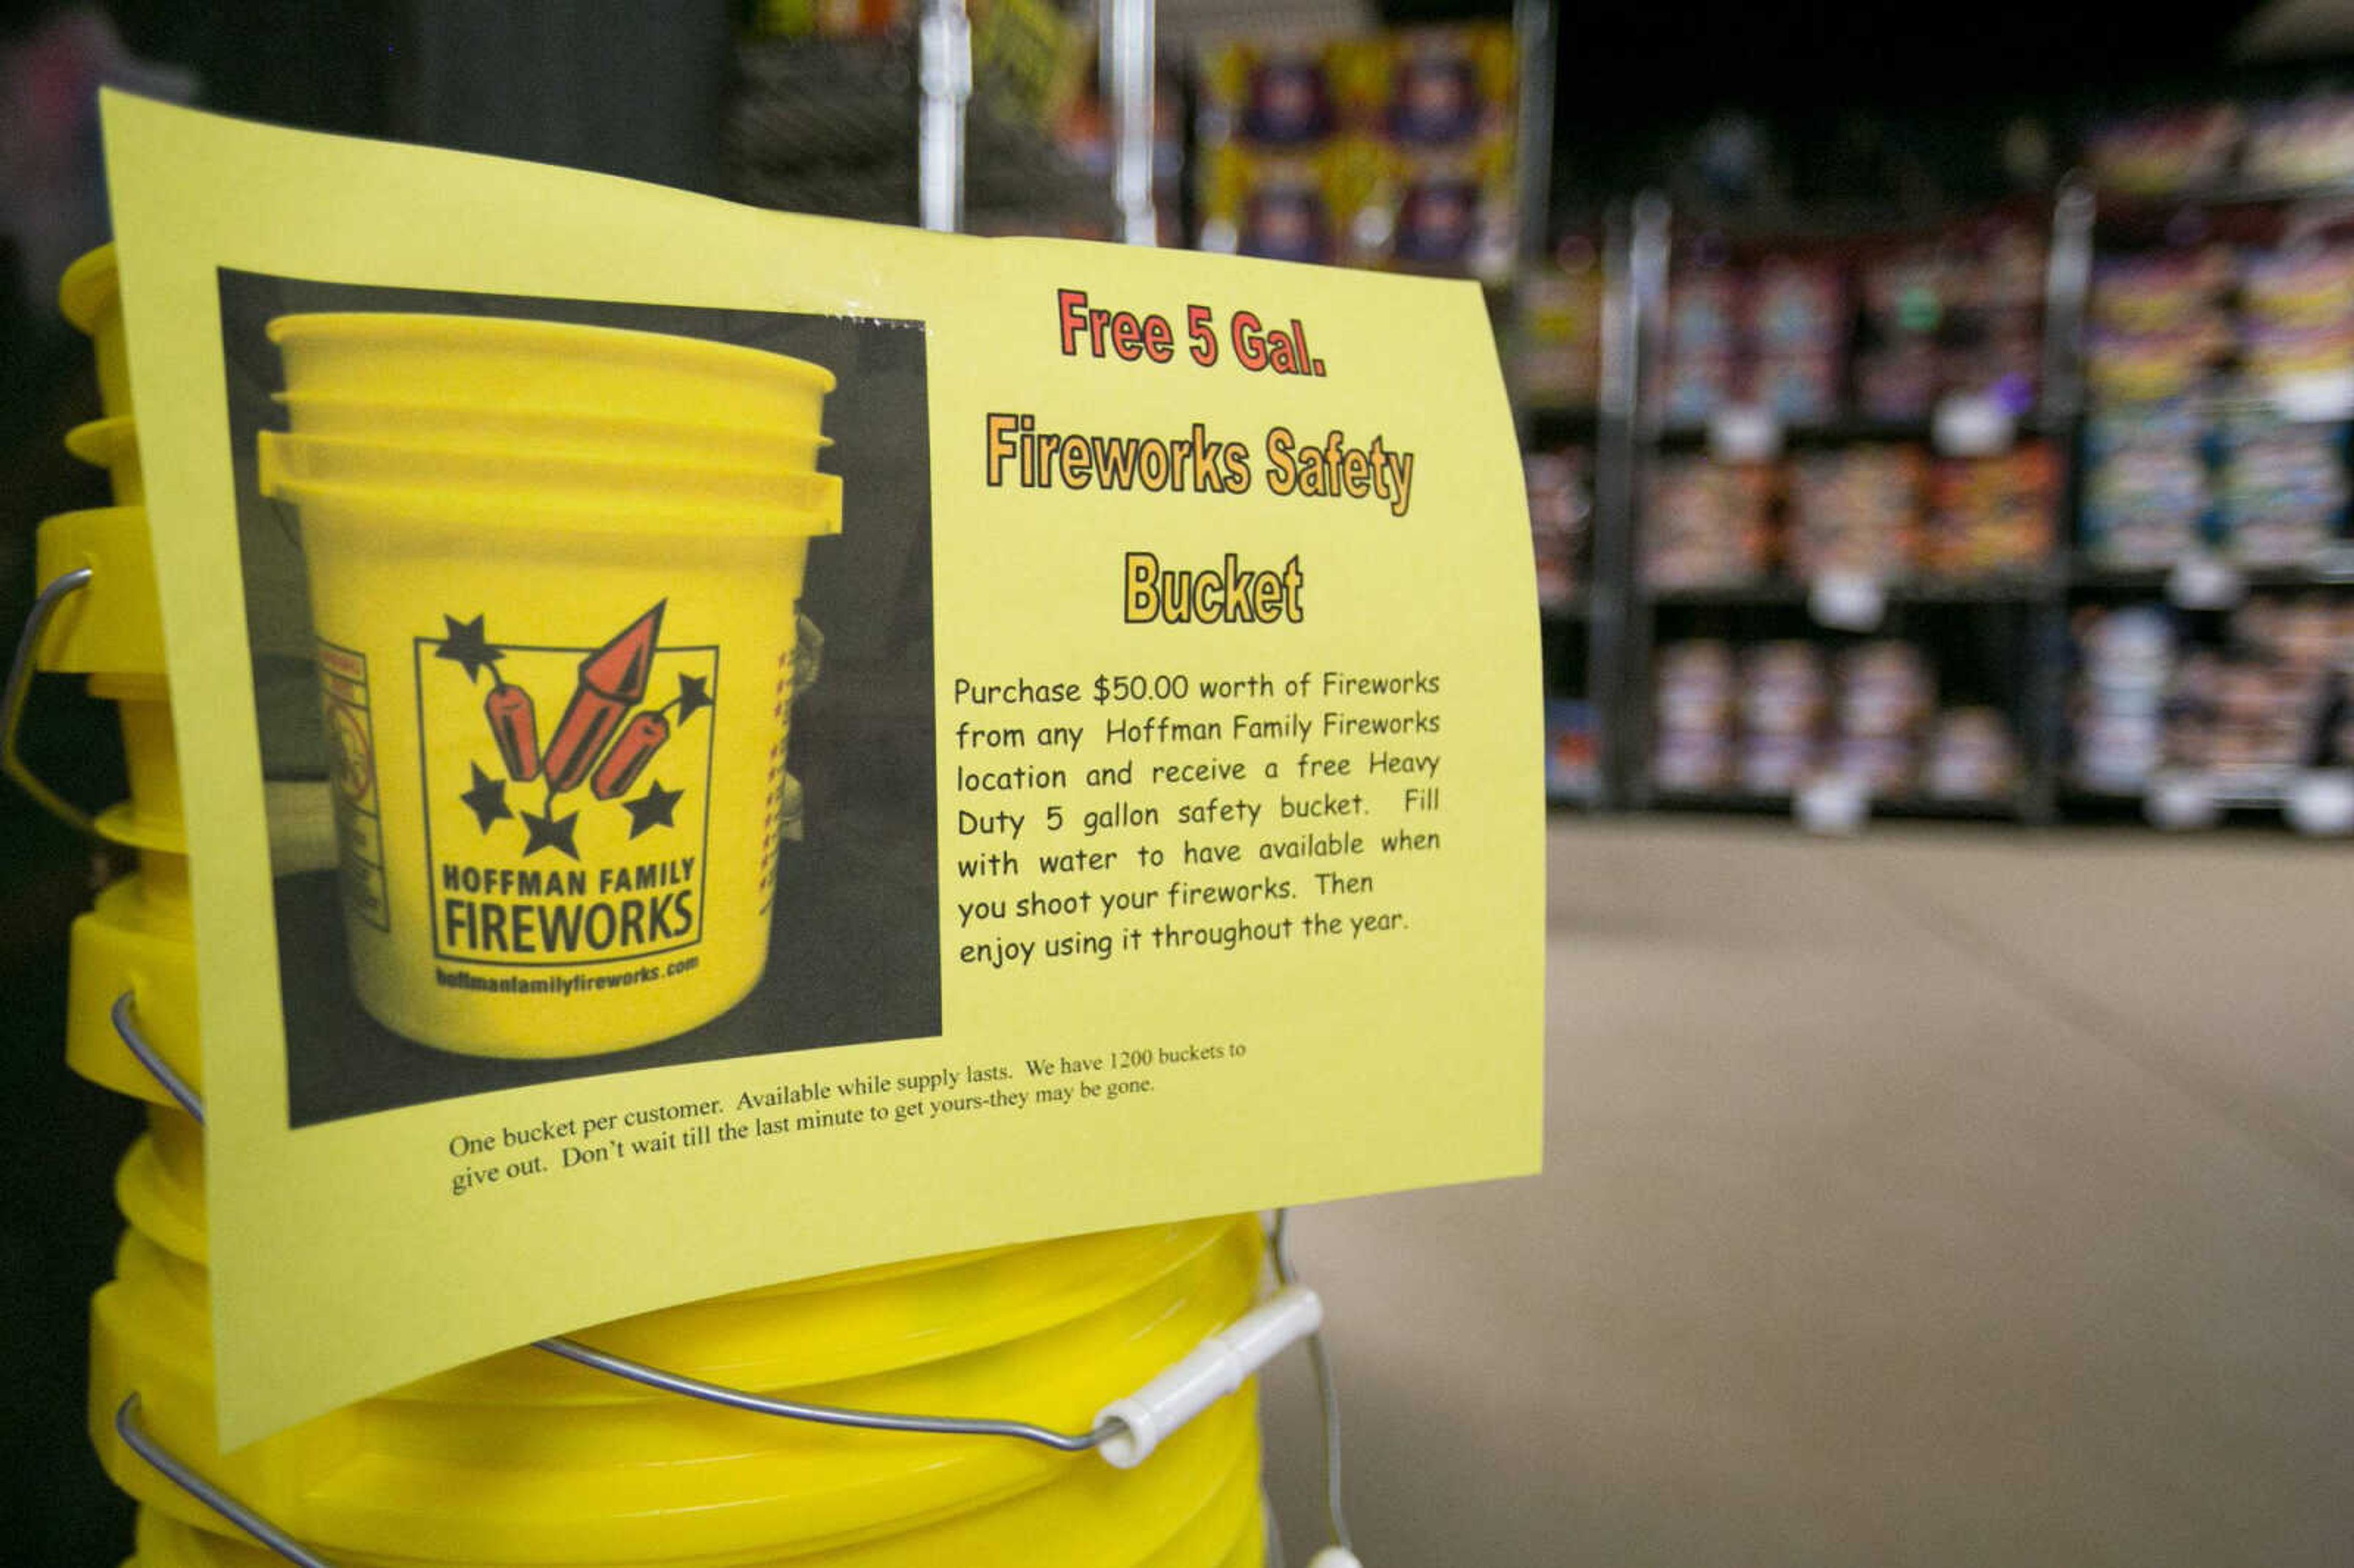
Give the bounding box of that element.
[484,682,541,782]
[542,601,665,793]
[592,710,670,800]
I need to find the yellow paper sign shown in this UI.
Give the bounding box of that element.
[97,91,1542,1447]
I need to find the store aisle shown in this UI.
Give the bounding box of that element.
[1260,821,2354,1568]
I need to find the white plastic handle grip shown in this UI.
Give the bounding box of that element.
[1095,1284,1322,1468]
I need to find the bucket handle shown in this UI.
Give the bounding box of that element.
[109,988,1334,1439]
[114,1395,340,1568]
[1,566,100,835]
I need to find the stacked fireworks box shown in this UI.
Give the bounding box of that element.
[2083,235,2354,569]
[1525,446,1591,610]
[1787,446,1923,580]
[2162,595,2354,780]
[1642,455,1775,586]
[1853,220,2046,422]
[1511,238,1605,409]
[2087,95,2354,197]
[2070,604,2177,791]
[1659,254,1845,427]
[1650,639,1831,797]
[1192,25,1517,280]
[1645,442,2055,587]
[1657,636,2020,802]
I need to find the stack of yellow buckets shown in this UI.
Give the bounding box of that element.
[29,246,1275,1568]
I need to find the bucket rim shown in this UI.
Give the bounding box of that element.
[270,392,835,450]
[265,312,839,396]
[66,415,139,468]
[59,243,120,332]
[256,432,843,537]
[259,469,843,539]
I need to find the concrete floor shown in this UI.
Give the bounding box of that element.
[1260,820,2354,1568]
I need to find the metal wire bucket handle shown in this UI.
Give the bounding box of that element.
[2,566,99,834]
[109,992,1349,1562]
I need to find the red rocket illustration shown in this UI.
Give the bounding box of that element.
[592,711,670,799]
[541,601,664,793]
[484,682,541,782]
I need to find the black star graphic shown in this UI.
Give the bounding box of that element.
[675,672,713,721]
[459,762,511,832]
[520,808,581,860]
[433,614,505,683]
[623,779,684,839]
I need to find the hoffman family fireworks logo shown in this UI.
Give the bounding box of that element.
[419,603,716,965]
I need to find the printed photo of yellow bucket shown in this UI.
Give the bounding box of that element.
[256,314,840,1058]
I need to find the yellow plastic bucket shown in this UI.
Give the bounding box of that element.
[88,672,182,839]
[112,1120,1248,1409]
[68,874,199,1105]
[265,314,835,430]
[129,1414,1262,1567]
[256,318,840,1057]
[92,1219,1267,1562]
[276,395,830,473]
[66,415,144,503]
[34,506,165,677]
[60,243,130,417]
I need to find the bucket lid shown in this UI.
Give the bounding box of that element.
[59,243,120,332]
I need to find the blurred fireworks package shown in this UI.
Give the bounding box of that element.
[2085,248,2232,404]
[1746,254,1845,424]
[2071,604,2176,791]
[2085,104,2242,195]
[1786,445,1923,580]
[1523,447,1591,609]
[1651,639,1737,792]
[1829,641,1932,797]
[1643,455,1775,586]
[1193,25,1517,280]
[1738,641,1827,793]
[1925,443,2059,576]
[1660,263,1742,425]
[1546,699,1599,801]
[2082,405,2209,567]
[2245,94,2354,185]
[1922,707,2020,801]
[2161,595,2354,779]
[2213,408,2347,566]
[1512,238,1604,408]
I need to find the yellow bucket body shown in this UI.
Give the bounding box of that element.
[69,875,199,1105]
[67,415,144,503]
[91,1218,1267,1562]
[35,506,166,677]
[61,243,131,416]
[257,317,841,1057]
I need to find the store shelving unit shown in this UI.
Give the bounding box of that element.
[2053,165,2354,824]
[1591,186,2095,827]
